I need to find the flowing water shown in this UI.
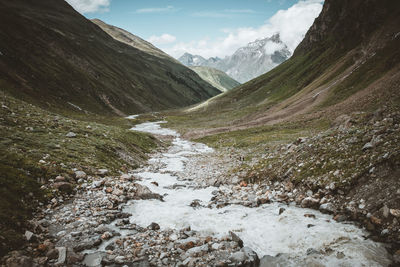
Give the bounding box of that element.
[125,121,391,266]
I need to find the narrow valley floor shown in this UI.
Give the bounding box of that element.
[2,121,396,267]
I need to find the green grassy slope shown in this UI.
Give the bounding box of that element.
[190,66,240,92]
[0,91,159,256]
[0,0,220,117]
[176,0,400,130]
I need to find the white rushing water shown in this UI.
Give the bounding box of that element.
[128,121,390,266]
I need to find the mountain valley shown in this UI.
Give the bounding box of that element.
[1,0,400,266]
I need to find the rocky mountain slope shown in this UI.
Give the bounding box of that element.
[165,0,400,262]
[190,66,240,92]
[178,53,209,67]
[181,0,400,134]
[0,0,220,116]
[178,34,291,83]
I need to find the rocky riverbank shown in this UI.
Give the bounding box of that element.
[1,120,397,266]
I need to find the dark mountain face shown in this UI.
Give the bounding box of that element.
[0,0,220,116]
[295,0,400,55]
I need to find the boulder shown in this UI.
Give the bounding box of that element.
[83,252,104,267]
[55,247,66,266]
[75,171,87,179]
[135,183,163,201]
[319,203,336,214]
[148,222,160,231]
[230,231,243,248]
[229,247,259,267]
[301,197,320,209]
[53,182,73,193]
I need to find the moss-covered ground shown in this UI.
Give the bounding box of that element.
[0,91,158,256]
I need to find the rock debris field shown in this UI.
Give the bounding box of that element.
[5,121,392,267]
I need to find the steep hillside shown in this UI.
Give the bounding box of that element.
[0,0,220,116]
[179,0,400,137]
[91,19,179,64]
[178,34,291,83]
[0,91,159,256]
[190,66,240,92]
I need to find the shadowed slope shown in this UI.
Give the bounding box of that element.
[0,0,220,116]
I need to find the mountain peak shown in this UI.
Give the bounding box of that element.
[178,33,291,83]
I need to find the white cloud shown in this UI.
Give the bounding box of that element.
[148,34,177,45]
[164,0,323,59]
[136,6,177,14]
[65,0,110,14]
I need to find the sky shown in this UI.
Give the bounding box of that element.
[65,0,323,59]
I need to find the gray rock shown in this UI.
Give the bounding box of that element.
[301,197,320,208]
[229,251,247,263]
[230,231,243,248]
[362,142,373,150]
[242,246,260,266]
[148,222,160,230]
[211,243,223,250]
[228,247,259,266]
[135,183,163,200]
[55,247,67,265]
[319,203,336,214]
[93,180,103,188]
[381,229,389,235]
[190,199,201,208]
[83,252,104,267]
[186,244,209,256]
[24,230,34,241]
[66,132,77,138]
[114,256,126,264]
[75,170,87,179]
[260,254,293,267]
[278,207,286,215]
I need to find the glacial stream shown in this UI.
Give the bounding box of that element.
[124,121,390,266]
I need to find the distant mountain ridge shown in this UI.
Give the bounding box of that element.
[91,19,179,64]
[190,66,240,92]
[178,34,291,83]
